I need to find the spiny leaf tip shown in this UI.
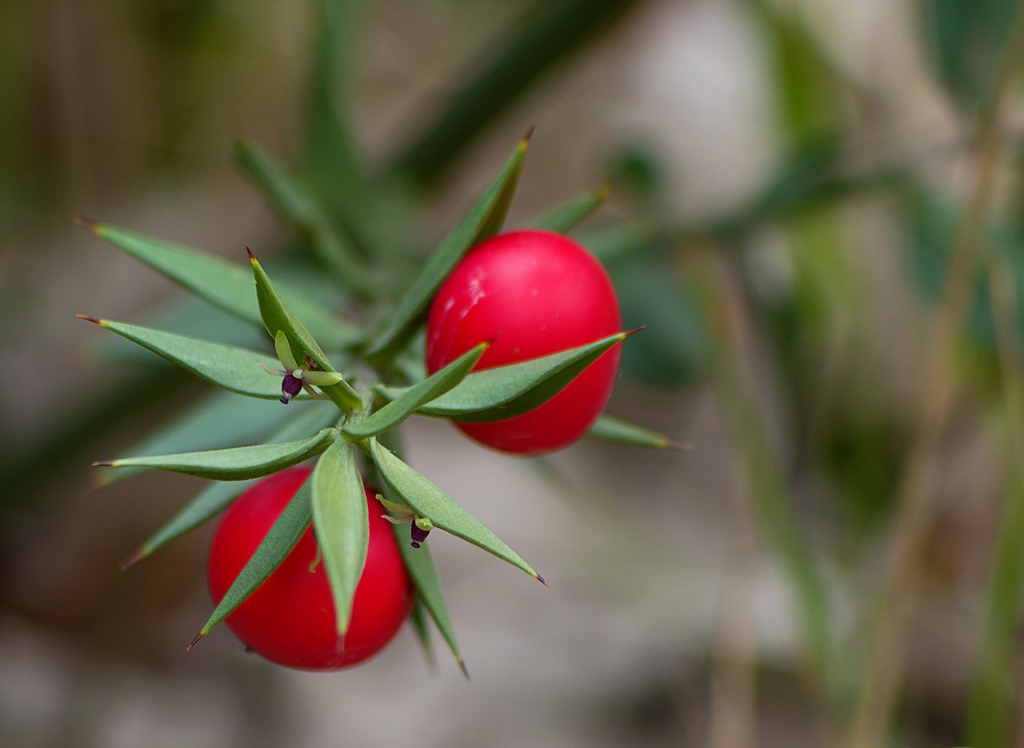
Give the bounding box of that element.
[73,215,99,232]
[186,630,206,652]
[120,548,147,571]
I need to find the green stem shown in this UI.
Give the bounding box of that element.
[687,245,836,713]
[965,190,1024,748]
[846,2,1024,744]
[322,379,364,415]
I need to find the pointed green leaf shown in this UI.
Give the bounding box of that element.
[377,331,630,422]
[95,428,335,480]
[372,439,466,674]
[407,600,437,672]
[123,478,254,569]
[366,134,530,367]
[122,405,341,566]
[392,522,467,677]
[192,476,313,644]
[233,140,375,299]
[79,219,362,350]
[300,0,382,240]
[250,250,332,369]
[343,342,489,440]
[525,184,610,233]
[586,413,680,449]
[367,430,465,671]
[83,317,302,400]
[363,429,466,673]
[235,140,324,231]
[369,438,542,583]
[249,251,363,413]
[91,295,269,366]
[475,131,530,242]
[302,0,360,188]
[311,436,368,638]
[96,391,306,487]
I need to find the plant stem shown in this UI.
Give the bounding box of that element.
[687,244,837,718]
[323,380,364,414]
[964,178,1024,748]
[845,3,1024,744]
[709,517,758,748]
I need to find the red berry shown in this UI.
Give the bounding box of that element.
[207,468,415,670]
[425,229,622,455]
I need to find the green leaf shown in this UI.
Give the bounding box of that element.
[250,250,332,369]
[191,476,313,645]
[922,0,1018,113]
[369,438,543,583]
[311,435,368,638]
[586,413,680,449]
[82,317,300,400]
[342,342,489,440]
[392,518,467,677]
[79,219,362,350]
[407,600,436,672]
[524,184,610,233]
[96,391,305,487]
[123,478,254,569]
[475,132,530,242]
[233,140,375,299]
[366,134,530,367]
[377,331,630,422]
[122,405,341,566]
[91,294,269,366]
[300,0,380,241]
[95,428,335,480]
[249,251,363,412]
[235,140,325,234]
[369,430,465,673]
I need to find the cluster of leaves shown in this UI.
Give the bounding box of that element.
[79,133,672,672]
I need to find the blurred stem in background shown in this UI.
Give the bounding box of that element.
[709,525,758,748]
[685,241,840,744]
[847,1,1024,745]
[968,245,1024,747]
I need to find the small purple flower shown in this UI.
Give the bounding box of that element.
[377,494,434,549]
[280,373,304,404]
[260,331,343,404]
[410,521,431,549]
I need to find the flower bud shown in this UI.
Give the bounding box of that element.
[280,373,303,404]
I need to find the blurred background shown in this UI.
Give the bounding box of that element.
[2,0,1024,746]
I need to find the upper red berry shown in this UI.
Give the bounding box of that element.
[425,229,622,455]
